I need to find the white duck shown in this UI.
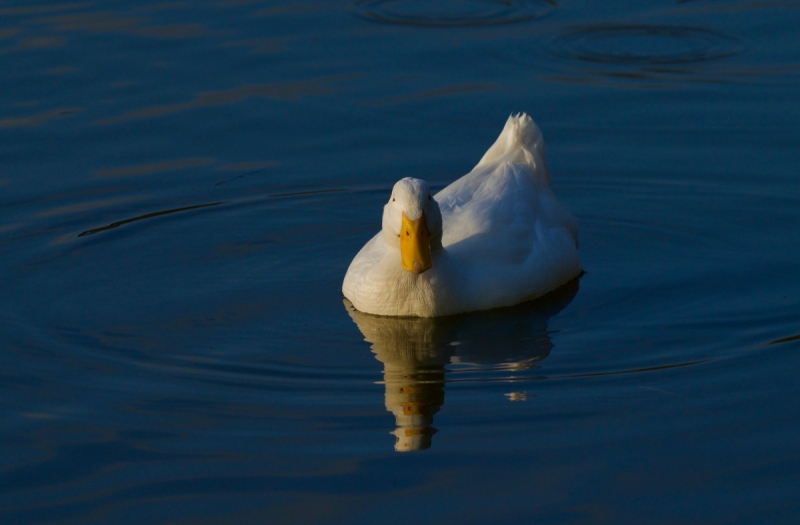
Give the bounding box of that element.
[342,113,580,317]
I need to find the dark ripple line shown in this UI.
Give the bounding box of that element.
[550,24,742,66]
[77,202,224,237]
[563,358,712,378]
[442,358,711,384]
[354,0,556,27]
[75,188,351,238]
[169,359,375,383]
[769,334,800,345]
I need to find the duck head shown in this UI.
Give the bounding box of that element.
[382,178,443,275]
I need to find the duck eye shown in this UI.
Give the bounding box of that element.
[392,197,395,202]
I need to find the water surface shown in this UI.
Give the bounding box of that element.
[1,0,800,523]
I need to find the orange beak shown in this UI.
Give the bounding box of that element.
[400,211,432,274]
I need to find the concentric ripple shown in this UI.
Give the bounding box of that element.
[550,24,742,65]
[353,0,556,27]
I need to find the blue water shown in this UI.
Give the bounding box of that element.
[2,0,800,523]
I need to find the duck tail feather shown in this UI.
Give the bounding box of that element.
[475,113,550,186]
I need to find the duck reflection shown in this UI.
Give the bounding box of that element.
[345,279,579,452]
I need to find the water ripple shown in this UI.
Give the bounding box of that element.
[76,202,224,237]
[768,334,800,346]
[353,0,556,27]
[550,24,742,66]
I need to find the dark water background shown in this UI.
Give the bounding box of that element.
[2,0,799,523]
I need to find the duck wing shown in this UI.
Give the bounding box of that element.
[434,114,580,309]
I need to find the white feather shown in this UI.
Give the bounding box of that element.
[342,114,580,317]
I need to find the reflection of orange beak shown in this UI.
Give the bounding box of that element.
[400,212,432,274]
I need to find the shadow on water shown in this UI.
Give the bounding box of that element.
[345,279,579,452]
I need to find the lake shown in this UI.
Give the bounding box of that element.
[1,0,799,523]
